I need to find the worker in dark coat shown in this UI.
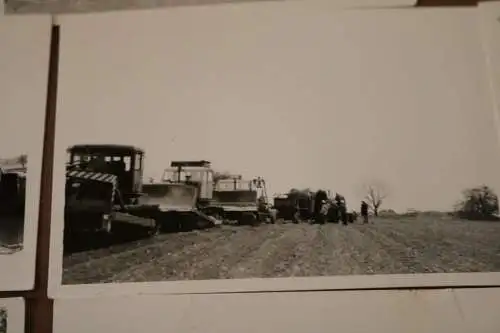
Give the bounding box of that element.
[292,199,301,224]
[360,200,369,224]
[327,200,339,223]
[335,193,348,225]
[314,190,328,224]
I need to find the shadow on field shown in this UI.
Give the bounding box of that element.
[63,224,185,255]
[64,227,140,255]
[62,216,219,255]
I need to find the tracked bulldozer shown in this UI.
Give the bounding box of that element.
[161,161,275,225]
[212,176,276,225]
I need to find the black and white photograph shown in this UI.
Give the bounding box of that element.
[0,299,25,333]
[0,155,27,254]
[50,5,500,289]
[0,308,6,333]
[0,16,50,289]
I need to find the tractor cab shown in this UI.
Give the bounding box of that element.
[66,144,145,203]
[161,160,214,203]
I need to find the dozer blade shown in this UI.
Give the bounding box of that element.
[141,183,198,212]
[192,209,223,227]
[141,183,222,229]
[212,190,259,213]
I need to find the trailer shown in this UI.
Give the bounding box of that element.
[273,190,315,222]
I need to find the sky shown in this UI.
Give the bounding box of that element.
[54,5,500,212]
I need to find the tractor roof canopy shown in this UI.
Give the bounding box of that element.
[170,160,211,168]
[67,144,144,155]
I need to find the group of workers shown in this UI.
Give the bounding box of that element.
[294,190,370,225]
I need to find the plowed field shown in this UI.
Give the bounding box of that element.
[62,217,500,284]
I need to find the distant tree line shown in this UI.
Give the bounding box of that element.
[455,185,499,221]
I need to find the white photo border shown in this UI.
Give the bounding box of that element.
[48,4,500,298]
[0,298,25,333]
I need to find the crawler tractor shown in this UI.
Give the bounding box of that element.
[161,161,276,225]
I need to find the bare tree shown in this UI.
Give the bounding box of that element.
[363,182,389,216]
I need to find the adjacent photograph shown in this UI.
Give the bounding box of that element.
[53,6,500,287]
[0,155,27,254]
[0,299,24,333]
[0,15,50,290]
[0,308,6,333]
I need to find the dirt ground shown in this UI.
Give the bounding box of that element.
[62,216,500,284]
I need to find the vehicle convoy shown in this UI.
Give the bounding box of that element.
[64,144,218,237]
[161,161,276,225]
[273,190,356,223]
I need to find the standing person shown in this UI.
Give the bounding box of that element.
[329,200,339,223]
[339,200,348,226]
[335,193,348,225]
[292,199,301,224]
[314,190,328,224]
[360,200,369,224]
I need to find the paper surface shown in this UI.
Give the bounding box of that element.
[48,3,500,297]
[0,15,51,291]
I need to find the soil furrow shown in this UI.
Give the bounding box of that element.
[108,226,262,282]
[387,220,495,272]
[63,227,238,284]
[258,224,319,278]
[176,225,286,280]
[63,228,220,268]
[362,222,440,273]
[227,224,316,278]
[341,224,410,274]
[61,218,500,284]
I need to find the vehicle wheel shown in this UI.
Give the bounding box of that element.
[148,220,161,236]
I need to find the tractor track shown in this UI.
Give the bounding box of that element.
[62,217,500,285]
